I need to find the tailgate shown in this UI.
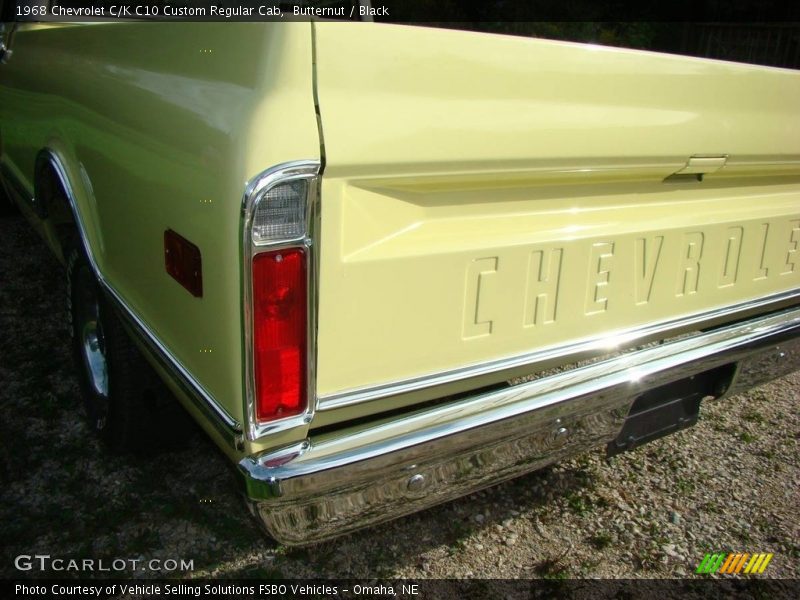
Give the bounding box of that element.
[312,23,800,417]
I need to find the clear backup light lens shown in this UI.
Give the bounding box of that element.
[252,179,308,244]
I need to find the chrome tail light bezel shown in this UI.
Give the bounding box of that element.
[241,161,320,441]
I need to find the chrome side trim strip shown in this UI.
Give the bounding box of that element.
[240,160,321,442]
[40,150,242,446]
[318,288,800,411]
[240,306,800,544]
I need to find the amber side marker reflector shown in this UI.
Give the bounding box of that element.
[252,247,307,422]
[164,229,203,298]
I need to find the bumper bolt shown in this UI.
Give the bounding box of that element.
[407,473,427,493]
[551,426,569,447]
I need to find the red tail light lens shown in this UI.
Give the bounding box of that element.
[252,248,307,422]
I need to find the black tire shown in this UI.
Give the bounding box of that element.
[66,241,192,453]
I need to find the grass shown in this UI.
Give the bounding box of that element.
[535,557,570,579]
[742,410,765,425]
[702,501,724,515]
[446,519,473,556]
[676,478,696,495]
[565,492,593,516]
[589,532,613,550]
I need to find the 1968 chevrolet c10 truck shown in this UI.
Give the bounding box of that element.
[1,16,799,545]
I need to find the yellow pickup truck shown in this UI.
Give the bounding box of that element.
[1,18,799,545]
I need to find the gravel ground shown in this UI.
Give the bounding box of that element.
[0,211,798,580]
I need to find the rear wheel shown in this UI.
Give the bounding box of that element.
[66,241,191,452]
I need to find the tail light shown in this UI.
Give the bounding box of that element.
[243,161,319,436]
[252,248,307,421]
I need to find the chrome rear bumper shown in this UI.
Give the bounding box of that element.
[239,305,800,545]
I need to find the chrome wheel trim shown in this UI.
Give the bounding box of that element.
[81,320,108,398]
[76,279,109,399]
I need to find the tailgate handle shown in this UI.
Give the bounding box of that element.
[664,155,728,183]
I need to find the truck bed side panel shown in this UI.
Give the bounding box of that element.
[0,22,320,432]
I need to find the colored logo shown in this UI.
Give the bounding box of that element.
[696,553,774,575]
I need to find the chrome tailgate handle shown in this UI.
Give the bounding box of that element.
[665,154,728,182]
